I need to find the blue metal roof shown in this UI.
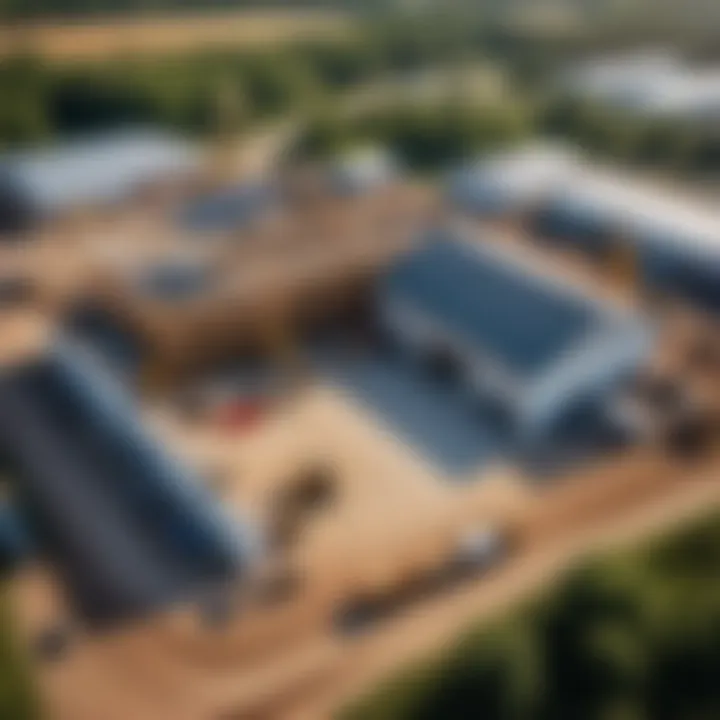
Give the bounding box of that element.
[381,236,605,379]
[319,351,507,475]
[0,340,255,625]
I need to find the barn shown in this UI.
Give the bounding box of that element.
[377,230,654,445]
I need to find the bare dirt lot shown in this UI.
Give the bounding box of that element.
[0,10,352,62]
[11,376,720,720]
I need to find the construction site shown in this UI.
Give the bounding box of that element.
[1,132,719,720]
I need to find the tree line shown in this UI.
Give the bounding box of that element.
[0,0,351,21]
[343,508,720,720]
[0,17,489,149]
[1,19,719,178]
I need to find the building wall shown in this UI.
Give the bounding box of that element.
[532,195,720,314]
[521,319,654,441]
[379,293,524,428]
[378,289,653,446]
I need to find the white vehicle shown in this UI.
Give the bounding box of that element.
[449,525,508,573]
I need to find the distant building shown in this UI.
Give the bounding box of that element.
[378,231,653,444]
[445,143,579,218]
[534,168,720,313]
[328,147,398,196]
[559,49,685,108]
[559,50,720,120]
[0,129,200,235]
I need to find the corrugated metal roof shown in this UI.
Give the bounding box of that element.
[0,129,200,215]
[547,169,720,259]
[0,340,254,625]
[562,51,720,118]
[381,234,606,379]
[446,143,578,211]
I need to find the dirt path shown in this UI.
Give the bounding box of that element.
[283,466,720,719]
[12,383,720,720]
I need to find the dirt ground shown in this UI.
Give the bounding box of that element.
[9,377,720,720]
[4,181,720,720]
[0,10,352,62]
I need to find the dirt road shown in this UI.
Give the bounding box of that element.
[288,465,720,719]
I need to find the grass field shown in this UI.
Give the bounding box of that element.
[0,9,353,62]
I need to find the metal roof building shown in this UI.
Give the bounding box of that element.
[328,147,398,195]
[378,231,653,442]
[0,334,255,626]
[559,51,720,119]
[560,50,684,104]
[0,129,200,233]
[535,168,720,312]
[445,143,579,217]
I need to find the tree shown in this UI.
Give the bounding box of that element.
[343,511,720,720]
[0,590,40,720]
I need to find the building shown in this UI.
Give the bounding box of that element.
[559,50,720,120]
[559,50,684,107]
[0,129,201,235]
[176,181,281,236]
[444,143,579,218]
[67,183,433,382]
[0,316,255,626]
[328,147,398,196]
[534,168,720,312]
[377,231,654,444]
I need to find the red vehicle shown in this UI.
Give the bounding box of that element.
[213,398,266,432]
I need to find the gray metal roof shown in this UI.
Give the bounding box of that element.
[544,168,720,261]
[381,234,608,380]
[0,129,200,215]
[445,143,578,213]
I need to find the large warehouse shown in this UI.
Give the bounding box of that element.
[0,129,200,235]
[534,169,720,313]
[0,319,254,626]
[377,231,654,444]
